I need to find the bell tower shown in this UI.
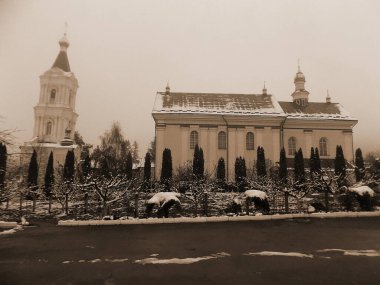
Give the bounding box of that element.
[32,33,79,144]
[291,64,310,106]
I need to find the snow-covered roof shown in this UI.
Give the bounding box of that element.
[279,101,356,121]
[153,92,285,116]
[152,91,356,121]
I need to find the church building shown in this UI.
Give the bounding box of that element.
[20,33,80,178]
[152,67,358,181]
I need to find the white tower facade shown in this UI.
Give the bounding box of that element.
[33,33,79,143]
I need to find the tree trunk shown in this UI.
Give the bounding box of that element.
[285,192,289,213]
[194,197,198,217]
[19,193,23,218]
[102,199,108,217]
[65,193,68,215]
[325,189,329,213]
[203,193,208,216]
[245,198,250,215]
[84,193,88,214]
[48,196,52,214]
[134,193,138,218]
[6,198,9,209]
[32,194,36,212]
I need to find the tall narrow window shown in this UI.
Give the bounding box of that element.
[46,122,52,135]
[246,132,254,150]
[288,137,297,156]
[319,137,328,156]
[190,131,198,149]
[50,89,56,104]
[218,131,227,149]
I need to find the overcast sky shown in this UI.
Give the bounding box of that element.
[0,0,379,155]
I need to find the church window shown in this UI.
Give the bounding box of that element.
[50,89,56,104]
[218,131,227,149]
[190,131,198,149]
[246,132,254,150]
[319,137,328,156]
[46,122,52,135]
[288,137,297,156]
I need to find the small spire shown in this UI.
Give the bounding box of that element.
[297,58,301,72]
[326,89,331,103]
[262,81,267,95]
[64,21,68,36]
[165,82,170,95]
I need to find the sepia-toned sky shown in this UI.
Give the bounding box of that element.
[0,0,379,155]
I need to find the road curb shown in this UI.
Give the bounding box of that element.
[57,211,380,226]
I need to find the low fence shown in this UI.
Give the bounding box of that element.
[0,189,376,220]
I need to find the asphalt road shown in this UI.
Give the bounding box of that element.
[1,217,380,285]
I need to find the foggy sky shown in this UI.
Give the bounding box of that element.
[0,0,379,155]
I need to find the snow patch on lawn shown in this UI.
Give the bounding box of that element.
[0,225,23,236]
[244,190,267,200]
[245,251,314,258]
[135,252,230,265]
[105,258,129,263]
[63,258,129,264]
[318,249,380,257]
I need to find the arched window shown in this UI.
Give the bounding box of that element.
[319,137,328,156]
[218,131,227,149]
[46,122,52,135]
[288,137,297,156]
[246,132,254,150]
[50,89,56,104]
[190,131,198,149]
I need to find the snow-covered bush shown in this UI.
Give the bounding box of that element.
[348,185,375,211]
[225,198,242,215]
[146,192,181,218]
[244,190,270,213]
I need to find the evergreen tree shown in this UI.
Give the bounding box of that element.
[0,143,7,191]
[256,147,267,177]
[279,147,287,183]
[355,148,365,182]
[334,145,346,177]
[199,147,204,179]
[294,148,305,183]
[81,153,91,179]
[309,147,316,175]
[314,147,321,173]
[235,156,246,187]
[144,152,151,182]
[63,150,75,182]
[161,148,173,184]
[27,150,39,196]
[216,157,226,181]
[192,144,200,177]
[192,145,204,179]
[44,152,54,197]
[132,141,140,164]
[126,152,133,179]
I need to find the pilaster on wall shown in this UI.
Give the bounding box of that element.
[227,128,237,181]
[155,124,166,180]
[180,125,189,166]
[272,127,280,163]
[209,128,217,175]
[304,130,313,157]
[256,127,264,148]
[343,130,354,162]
